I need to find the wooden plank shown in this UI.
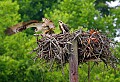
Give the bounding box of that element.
[88,62,90,82]
[69,39,78,82]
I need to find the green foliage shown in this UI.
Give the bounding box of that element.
[110,6,120,29]
[0,56,47,82]
[0,0,20,56]
[3,33,36,60]
[0,0,20,34]
[0,56,18,82]
[44,0,115,35]
[0,0,120,82]
[95,0,115,16]
[16,0,60,21]
[77,62,120,82]
[45,0,98,27]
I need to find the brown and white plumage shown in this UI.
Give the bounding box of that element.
[4,18,55,35]
[42,18,55,29]
[4,20,43,35]
[42,18,55,34]
[58,20,69,34]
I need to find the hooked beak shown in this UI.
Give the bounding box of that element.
[58,20,62,24]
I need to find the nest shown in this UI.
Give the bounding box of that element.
[32,29,118,68]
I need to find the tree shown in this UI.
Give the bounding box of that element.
[44,0,115,36]
[0,0,20,35]
[94,0,120,37]
[94,0,115,16]
[0,0,20,55]
[0,1,44,81]
[0,0,119,82]
[44,0,120,81]
[16,0,61,21]
[110,6,120,29]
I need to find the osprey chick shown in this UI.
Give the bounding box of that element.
[58,20,69,34]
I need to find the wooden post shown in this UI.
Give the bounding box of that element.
[88,62,90,82]
[69,39,78,82]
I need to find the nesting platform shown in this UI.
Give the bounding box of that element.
[33,29,118,68]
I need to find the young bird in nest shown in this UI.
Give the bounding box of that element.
[58,20,69,34]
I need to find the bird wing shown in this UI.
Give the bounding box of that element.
[42,22,55,29]
[59,24,65,34]
[4,22,25,35]
[48,22,55,29]
[42,18,52,23]
[26,22,43,32]
[42,18,55,29]
[63,24,69,32]
[4,18,55,35]
[4,20,39,35]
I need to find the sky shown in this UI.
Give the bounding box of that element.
[106,0,120,7]
[106,0,120,42]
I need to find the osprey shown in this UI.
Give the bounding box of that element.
[4,18,55,35]
[4,20,43,35]
[58,20,69,34]
[42,18,55,34]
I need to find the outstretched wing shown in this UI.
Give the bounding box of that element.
[4,20,39,35]
[4,18,55,35]
[26,22,43,32]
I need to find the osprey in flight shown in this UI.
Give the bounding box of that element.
[58,20,69,34]
[4,18,55,35]
[42,18,55,34]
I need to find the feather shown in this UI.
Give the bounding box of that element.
[4,20,40,35]
[4,18,55,35]
[41,18,55,34]
[42,18,55,29]
[58,20,69,34]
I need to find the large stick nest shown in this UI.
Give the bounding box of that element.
[33,29,118,68]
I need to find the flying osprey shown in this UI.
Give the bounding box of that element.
[4,20,43,35]
[42,18,55,34]
[4,18,55,35]
[58,20,69,34]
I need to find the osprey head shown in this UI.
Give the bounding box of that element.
[58,20,63,23]
[42,18,52,23]
[58,20,64,25]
